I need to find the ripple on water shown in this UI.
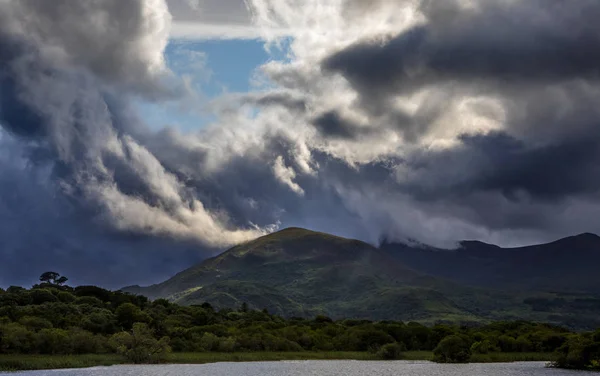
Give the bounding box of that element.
[4,361,580,376]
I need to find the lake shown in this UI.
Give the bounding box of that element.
[4,361,582,376]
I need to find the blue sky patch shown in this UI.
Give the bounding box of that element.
[137,39,275,132]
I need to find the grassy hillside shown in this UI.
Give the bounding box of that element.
[125,228,462,320]
[124,228,600,328]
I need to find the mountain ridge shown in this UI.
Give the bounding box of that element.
[123,228,600,328]
[382,231,600,292]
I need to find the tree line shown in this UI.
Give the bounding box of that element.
[0,273,598,368]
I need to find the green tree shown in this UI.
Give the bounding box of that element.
[115,303,148,330]
[553,335,600,370]
[470,339,499,354]
[433,335,472,363]
[18,316,53,332]
[57,291,76,303]
[82,309,117,335]
[199,332,219,351]
[30,289,58,305]
[109,323,170,364]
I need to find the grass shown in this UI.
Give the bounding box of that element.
[0,351,557,372]
[168,351,377,364]
[469,352,556,363]
[0,354,124,372]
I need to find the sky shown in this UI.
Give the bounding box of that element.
[1,0,600,288]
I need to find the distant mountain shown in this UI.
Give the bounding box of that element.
[123,228,471,321]
[124,228,600,328]
[381,233,600,292]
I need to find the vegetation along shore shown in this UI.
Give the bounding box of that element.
[0,275,597,371]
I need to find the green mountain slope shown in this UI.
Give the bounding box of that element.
[124,228,473,321]
[123,228,600,328]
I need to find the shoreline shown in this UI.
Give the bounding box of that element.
[0,352,556,372]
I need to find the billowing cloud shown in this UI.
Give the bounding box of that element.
[2,0,600,287]
[231,0,600,246]
[273,155,304,196]
[0,0,272,287]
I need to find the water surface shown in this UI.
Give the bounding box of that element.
[6,360,582,376]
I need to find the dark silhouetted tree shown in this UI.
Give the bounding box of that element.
[55,276,69,286]
[39,272,68,286]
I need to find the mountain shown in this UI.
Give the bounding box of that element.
[124,228,474,321]
[381,233,600,292]
[124,228,600,328]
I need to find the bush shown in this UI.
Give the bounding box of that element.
[199,332,219,351]
[218,337,238,352]
[76,296,105,308]
[470,339,499,354]
[115,303,149,330]
[433,335,472,363]
[30,289,58,305]
[109,323,170,364]
[57,292,77,303]
[36,328,71,354]
[553,335,600,370]
[377,342,404,360]
[18,316,53,332]
[82,310,117,335]
[0,323,36,353]
[70,329,105,354]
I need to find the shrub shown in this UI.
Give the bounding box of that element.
[377,342,404,360]
[57,292,77,303]
[30,289,58,305]
[218,337,238,352]
[433,335,472,363]
[553,335,600,370]
[109,323,170,364]
[18,316,53,332]
[36,328,71,354]
[470,339,499,354]
[70,329,105,354]
[199,332,219,351]
[0,323,36,353]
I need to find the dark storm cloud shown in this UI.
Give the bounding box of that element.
[396,131,600,203]
[0,0,269,287]
[10,0,176,97]
[313,111,366,140]
[460,133,600,201]
[316,0,600,204]
[0,37,48,139]
[0,0,367,287]
[4,0,600,289]
[0,133,207,289]
[326,0,600,94]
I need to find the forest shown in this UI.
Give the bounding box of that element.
[0,273,598,371]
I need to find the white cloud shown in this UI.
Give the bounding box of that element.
[273,155,304,196]
[170,21,290,40]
